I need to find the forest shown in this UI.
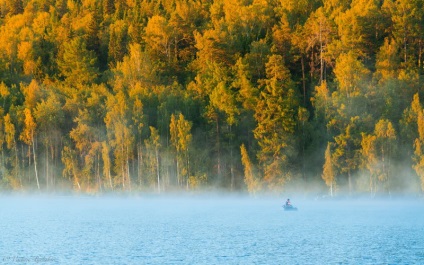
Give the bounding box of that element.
[0,0,423,195]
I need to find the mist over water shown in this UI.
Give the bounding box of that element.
[1,194,423,264]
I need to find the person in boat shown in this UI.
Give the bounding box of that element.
[285,198,291,207]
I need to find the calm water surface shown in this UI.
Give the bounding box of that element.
[0,195,423,264]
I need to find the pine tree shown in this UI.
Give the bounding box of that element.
[57,37,99,86]
[254,54,299,190]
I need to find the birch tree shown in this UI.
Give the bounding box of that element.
[20,108,39,190]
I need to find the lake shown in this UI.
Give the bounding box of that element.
[0,195,423,264]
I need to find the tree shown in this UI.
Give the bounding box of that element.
[104,91,133,190]
[333,0,388,59]
[401,93,421,154]
[108,20,129,66]
[0,110,5,186]
[375,38,401,81]
[129,94,144,188]
[169,113,179,185]
[34,92,65,189]
[144,15,174,64]
[114,43,160,88]
[332,117,361,194]
[69,111,98,190]
[102,0,115,16]
[170,113,192,188]
[361,133,378,195]
[254,54,299,190]
[20,108,39,190]
[233,57,259,111]
[240,143,259,195]
[374,120,396,177]
[278,0,320,27]
[362,119,397,194]
[101,141,113,190]
[176,113,192,189]
[412,96,424,191]
[5,0,23,16]
[322,142,335,197]
[188,61,236,186]
[296,7,335,84]
[208,66,240,189]
[333,51,370,101]
[311,81,332,124]
[3,113,20,188]
[62,146,81,190]
[57,37,99,86]
[145,126,161,192]
[383,0,424,66]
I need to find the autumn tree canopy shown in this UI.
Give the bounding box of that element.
[0,0,423,195]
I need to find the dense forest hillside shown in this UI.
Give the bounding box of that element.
[0,0,423,195]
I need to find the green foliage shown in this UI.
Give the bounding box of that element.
[361,119,397,194]
[170,113,192,187]
[254,54,299,189]
[57,37,98,85]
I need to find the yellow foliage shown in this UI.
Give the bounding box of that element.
[240,144,260,194]
[72,12,94,33]
[334,51,370,97]
[322,142,335,189]
[20,108,36,145]
[188,174,207,189]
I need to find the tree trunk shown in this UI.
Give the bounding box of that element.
[320,20,324,84]
[108,166,113,191]
[0,150,3,185]
[138,144,142,187]
[301,120,306,181]
[216,115,221,185]
[404,26,407,63]
[187,150,190,190]
[229,125,234,191]
[97,152,101,191]
[32,138,40,190]
[15,145,21,188]
[177,158,180,186]
[46,143,49,190]
[51,144,55,188]
[126,145,131,191]
[22,145,28,184]
[301,56,306,105]
[156,147,160,193]
[121,145,125,189]
[230,150,234,191]
[419,39,422,69]
[348,170,352,195]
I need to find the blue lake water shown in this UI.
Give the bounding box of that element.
[0,195,423,264]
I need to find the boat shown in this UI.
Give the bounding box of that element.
[283,205,298,211]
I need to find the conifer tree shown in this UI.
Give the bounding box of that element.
[254,54,298,189]
[57,37,98,86]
